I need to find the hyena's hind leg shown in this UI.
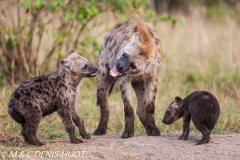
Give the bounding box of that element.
[24,117,43,146]
[94,67,115,135]
[145,76,160,136]
[18,103,43,146]
[21,123,30,143]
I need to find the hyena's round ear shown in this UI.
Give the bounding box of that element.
[59,59,71,69]
[131,32,141,45]
[59,59,65,65]
[175,96,183,106]
[69,50,75,55]
[146,59,161,70]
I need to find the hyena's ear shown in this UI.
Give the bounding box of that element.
[59,59,71,70]
[145,59,161,70]
[131,32,141,45]
[69,50,75,55]
[175,96,183,107]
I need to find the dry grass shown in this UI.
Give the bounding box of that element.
[0,8,240,152]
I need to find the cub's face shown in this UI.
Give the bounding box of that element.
[60,50,98,77]
[162,97,183,125]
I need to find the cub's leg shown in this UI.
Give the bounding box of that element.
[192,117,211,145]
[19,104,43,146]
[58,107,82,144]
[178,113,191,140]
[72,109,91,139]
[24,118,43,146]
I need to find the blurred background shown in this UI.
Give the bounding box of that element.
[0,0,240,141]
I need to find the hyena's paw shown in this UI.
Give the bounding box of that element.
[206,136,210,143]
[146,127,161,136]
[29,139,44,147]
[81,133,91,140]
[196,139,206,145]
[178,135,188,140]
[196,135,210,145]
[93,128,106,135]
[71,138,83,144]
[121,130,134,138]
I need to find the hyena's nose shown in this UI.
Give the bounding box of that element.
[116,61,123,71]
[93,66,98,71]
[162,119,165,123]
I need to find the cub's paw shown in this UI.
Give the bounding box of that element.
[178,135,188,140]
[196,140,205,145]
[146,127,161,136]
[29,139,44,147]
[196,137,209,145]
[81,134,91,140]
[121,130,134,138]
[93,128,106,135]
[71,138,83,144]
[32,141,44,147]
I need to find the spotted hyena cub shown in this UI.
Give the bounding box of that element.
[94,20,162,138]
[8,50,98,146]
[162,91,220,145]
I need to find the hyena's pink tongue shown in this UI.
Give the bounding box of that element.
[110,66,122,77]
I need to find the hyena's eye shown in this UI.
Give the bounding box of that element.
[166,111,171,115]
[130,63,137,69]
[122,53,128,58]
[82,65,87,70]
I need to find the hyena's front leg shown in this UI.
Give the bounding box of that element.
[132,78,147,127]
[58,107,83,144]
[178,113,191,140]
[72,109,91,139]
[145,75,160,136]
[120,79,135,138]
[94,66,115,135]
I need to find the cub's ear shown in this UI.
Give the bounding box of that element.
[59,59,71,69]
[175,96,183,106]
[131,32,141,45]
[59,59,65,65]
[146,59,161,70]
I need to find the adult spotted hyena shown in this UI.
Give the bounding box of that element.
[94,20,162,138]
[8,50,98,146]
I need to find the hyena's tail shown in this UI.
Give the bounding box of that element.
[8,103,26,124]
[207,111,216,130]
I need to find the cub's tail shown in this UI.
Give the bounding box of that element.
[8,104,25,124]
[207,111,217,130]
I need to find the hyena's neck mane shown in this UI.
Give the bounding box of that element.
[134,20,156,59]
[57,69,82,89]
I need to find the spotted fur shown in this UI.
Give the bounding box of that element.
[94,20,162,138]
[8,50,98,146]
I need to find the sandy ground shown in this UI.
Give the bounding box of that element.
[78,131,240,160]
[1,131,240,159]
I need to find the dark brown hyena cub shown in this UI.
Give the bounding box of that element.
[8,50,98,146]
[162,91,220,145]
